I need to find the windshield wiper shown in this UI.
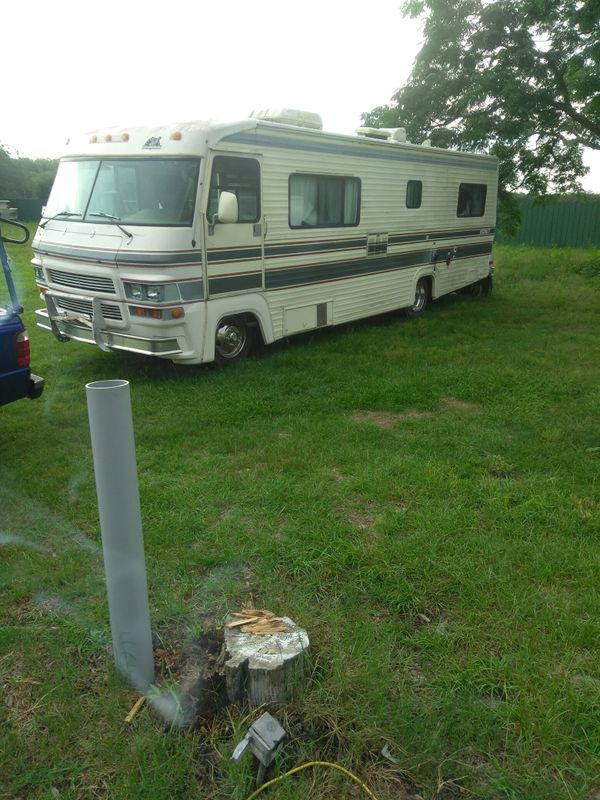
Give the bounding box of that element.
[89,212,133,240]
[40,211,81,228]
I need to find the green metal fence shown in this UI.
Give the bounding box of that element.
[497,195,600,249]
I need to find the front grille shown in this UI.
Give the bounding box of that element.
[56,297,123,321]
[48,269,116,294]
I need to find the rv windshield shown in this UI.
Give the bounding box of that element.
[45,158,200,227]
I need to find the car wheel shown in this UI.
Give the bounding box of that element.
[215,316,253,365]
[405,278,429,318]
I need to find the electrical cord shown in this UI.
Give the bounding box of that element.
[245,760,380,800]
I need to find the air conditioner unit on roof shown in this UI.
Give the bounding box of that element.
[250,109,323,130]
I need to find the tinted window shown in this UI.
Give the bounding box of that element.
[457,183,487,217]
[289,174,360,228]
[406,180,422,209]
[208,156,260,223]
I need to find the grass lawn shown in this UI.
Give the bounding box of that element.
[1,235,599,800]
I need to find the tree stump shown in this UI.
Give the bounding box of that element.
[224,615,309,706]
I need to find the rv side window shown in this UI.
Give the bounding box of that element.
[289,174,360,228]
[457,183,487,217]
[406,180,422,209]
[208,156,260,223]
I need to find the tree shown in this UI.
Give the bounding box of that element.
[363,0,600,231]
[0,144,58,202]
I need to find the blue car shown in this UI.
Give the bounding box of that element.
[0,220,44,407]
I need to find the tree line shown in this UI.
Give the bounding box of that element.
[0,144,58,202]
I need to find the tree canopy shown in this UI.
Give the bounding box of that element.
[0,144,58,202]
[363,0,600,230]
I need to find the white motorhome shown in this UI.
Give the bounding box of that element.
[34,110,498,364]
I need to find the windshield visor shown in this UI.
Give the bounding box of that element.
[45,158,200,226]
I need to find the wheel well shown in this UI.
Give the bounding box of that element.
[218,312,265,346]
[419,274,433,298]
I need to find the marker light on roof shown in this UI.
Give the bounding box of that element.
[91,133,129,144]
[170,132,182,141]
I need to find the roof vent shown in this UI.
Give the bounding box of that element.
[250,108,323,130]
[356,126,409,144]
[355,127,390,140]
[389,128,407,143]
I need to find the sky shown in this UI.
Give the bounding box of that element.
[3,0,599,191]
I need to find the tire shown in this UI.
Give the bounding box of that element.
[468,275,493,298]
[468,280,483,297]
[215,316,253,365]
[481,274,493,296]
[405,278,429,318]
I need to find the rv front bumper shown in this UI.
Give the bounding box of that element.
[35,307,182,357]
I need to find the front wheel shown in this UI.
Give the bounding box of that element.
[215,316,253,365]
[405,278,429,318]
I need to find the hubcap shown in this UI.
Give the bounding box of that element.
[412,283,426,312]
[216,322,246,359]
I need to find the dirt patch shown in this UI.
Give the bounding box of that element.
[439,396,477,412]
[336,496,380,541]
[352,396,478,430]
[352,410,433,429]
[1,651,44,730]
[348,509,377,531]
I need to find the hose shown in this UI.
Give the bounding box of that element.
[245,759,380,800]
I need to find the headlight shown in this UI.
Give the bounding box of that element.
[124,282,180,302]
[125,283,143,300]
[145,285,163,301]
[34,267,45,282]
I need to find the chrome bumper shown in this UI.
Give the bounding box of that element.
[35,305,182,357]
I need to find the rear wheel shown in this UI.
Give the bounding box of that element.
[468,275,493,297]
[215,316,253,365]
[405,278,429,318]
[481,274,493,296]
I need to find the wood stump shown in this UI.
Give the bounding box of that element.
[224,615,309,706]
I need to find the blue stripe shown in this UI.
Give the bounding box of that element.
[208,273,262,295]
[222,131,498,172]
[34,243,201,267]
[263,241,492,291]
[207,246,262,263]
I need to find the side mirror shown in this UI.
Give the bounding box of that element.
[217,191,238,224]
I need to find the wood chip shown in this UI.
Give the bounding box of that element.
[124,695,145,723]
[226,616,261,628]
[227,608,287,634]
[232,608,274,618]
[240,622,288,634]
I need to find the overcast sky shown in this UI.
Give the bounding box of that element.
[3,0,599,190]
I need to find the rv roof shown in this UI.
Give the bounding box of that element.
[65,116,496,165]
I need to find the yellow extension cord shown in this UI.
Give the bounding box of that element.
[245,760,380,800]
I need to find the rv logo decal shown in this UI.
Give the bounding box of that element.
[142,136,162,149]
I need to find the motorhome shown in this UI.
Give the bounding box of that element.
[33,110,498,364]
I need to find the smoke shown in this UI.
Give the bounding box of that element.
[0,531,48,551]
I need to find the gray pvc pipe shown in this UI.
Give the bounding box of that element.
[86,379,154,691]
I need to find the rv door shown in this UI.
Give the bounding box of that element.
[205,154,263,298]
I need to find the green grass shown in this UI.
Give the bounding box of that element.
[1,236,600,799]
